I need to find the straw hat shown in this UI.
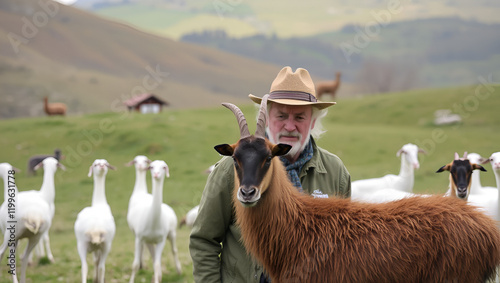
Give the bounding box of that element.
[249,66,336,110]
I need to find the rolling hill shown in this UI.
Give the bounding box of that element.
[0,0,282,119]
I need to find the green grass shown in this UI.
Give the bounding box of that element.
[1,84,500,282]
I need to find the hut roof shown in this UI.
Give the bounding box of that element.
[123,93,169,107]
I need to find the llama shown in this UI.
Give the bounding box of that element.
[214,95,500,282]
[315,71,341,100]
[43,96,67,116]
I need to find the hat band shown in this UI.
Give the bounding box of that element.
[269,91,317,102]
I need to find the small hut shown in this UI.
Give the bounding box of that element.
[123,93,169,114]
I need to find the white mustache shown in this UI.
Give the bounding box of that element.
[278,131,301,139]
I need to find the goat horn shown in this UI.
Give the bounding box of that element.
[454,152,460,160]
[222,103,251,139]
[463,151,468,159]
[255,94,269,139]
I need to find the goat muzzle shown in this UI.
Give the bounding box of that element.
[237,186,260,206]
[456,187,469,199]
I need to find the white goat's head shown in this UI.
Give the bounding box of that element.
[34,156,66,172]
[215,95,291,207]
[88,159,116,177]
[149,160,170,180]
[436,152,486,200]
[483,152,500,173]
[397,143,426,169]
[125,155,151,171]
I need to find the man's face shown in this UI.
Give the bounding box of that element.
[267,103,316,161]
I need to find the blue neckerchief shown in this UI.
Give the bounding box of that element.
[279,139,313,192]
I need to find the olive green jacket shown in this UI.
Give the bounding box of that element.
[189,139,351,282]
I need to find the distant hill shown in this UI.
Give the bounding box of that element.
[0,0,281,118]
[83,0,500,40]
[180,17,500,92]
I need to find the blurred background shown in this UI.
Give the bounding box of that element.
[1,0,499,118]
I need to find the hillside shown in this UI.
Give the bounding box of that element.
[0,84,499,282]
[0,0,281,118]
[180,17,500,92]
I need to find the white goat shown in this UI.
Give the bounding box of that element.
[125,155,151,268]
[29,157,65,264]
[351,143,426,202]
[74,159,116,283]
[179,205,199,228]
[464,153,498,219]
[482,152,500,224]
[128,160,181,283]
[0,163,52,283]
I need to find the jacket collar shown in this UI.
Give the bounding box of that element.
[299,137,327,177]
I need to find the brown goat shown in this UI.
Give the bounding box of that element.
[437,152,486,200]
[214,95,500,283]
[315,71,341,100]
[44,96,67,116]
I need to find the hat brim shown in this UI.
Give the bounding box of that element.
[248,94,336,110]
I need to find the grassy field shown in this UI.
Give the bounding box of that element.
[0,84,499,282]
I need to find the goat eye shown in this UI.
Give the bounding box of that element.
[265,156,272,164]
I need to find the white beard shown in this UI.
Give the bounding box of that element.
[267,129,311,160]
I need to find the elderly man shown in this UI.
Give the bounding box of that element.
[190,66,351,282]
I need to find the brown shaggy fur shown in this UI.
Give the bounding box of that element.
[44,96,67,116]
[315,72,341,100]
[232,137,500,283]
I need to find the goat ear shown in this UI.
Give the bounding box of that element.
[34,161,44,171]
[396,149,405,157]
[472,163,487,172]
[272,144,292,157]
[164,164,170,178]
[480,157,492,165]
[124,160,135,167]
[214,144,234,156]
[57,163,66,171]
[88,165,93,177]
[106,164,116,171]
[436,164,451,173]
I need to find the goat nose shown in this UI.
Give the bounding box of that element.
[457,187,468,197]
[239,187,257,201]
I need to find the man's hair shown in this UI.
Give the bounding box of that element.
[310,107,328,139]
